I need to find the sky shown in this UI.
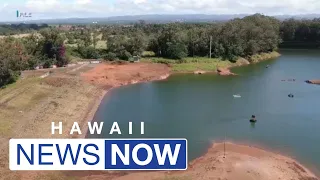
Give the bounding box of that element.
[1,0,320,21]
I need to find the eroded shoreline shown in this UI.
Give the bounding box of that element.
[73,142,318,180]
[80,62,171,138]
[77,57,319,180]
[2,53,317,180]
[82,52,282,135]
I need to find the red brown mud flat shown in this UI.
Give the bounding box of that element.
[306,80,320,85]
[217,67,237,76]
[89,143,318,180]
[81,62,170,89]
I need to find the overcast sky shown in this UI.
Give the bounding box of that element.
[1,0,320,21]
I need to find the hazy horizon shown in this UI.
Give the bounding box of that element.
[0,0,319,22]
[3,13,320,24]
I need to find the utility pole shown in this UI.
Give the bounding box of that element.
[224,131,226,158]
[192,33,195,58]
[209,36,212,58]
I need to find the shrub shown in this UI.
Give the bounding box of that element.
[104,52,118,61]
[84,47,100,59]
[118,50,132,61]
[167,43,188,60]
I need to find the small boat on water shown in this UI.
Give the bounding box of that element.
[233,94,241,98]
[250,119,257,123]
[250,115,257,123]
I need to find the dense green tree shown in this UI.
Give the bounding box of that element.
[0,38,28,87]
[167,42,188,60]
[280,18,320,47]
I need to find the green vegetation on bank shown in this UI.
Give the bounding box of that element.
[142,51,280,72]
[248,51,281,63]
[141,57,232,72]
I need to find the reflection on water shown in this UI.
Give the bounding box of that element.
[250,122,256,129]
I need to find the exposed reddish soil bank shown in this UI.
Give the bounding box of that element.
[306,80,320,85]
[81,62,170,89]
[79,62,170,138]
[77,62,318,180]
[217,67,237,76]
[72,143,318,180]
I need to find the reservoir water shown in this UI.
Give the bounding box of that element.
[88,49,320,171]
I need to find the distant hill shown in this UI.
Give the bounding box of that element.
[275,14,320,20]
[1,14,320,25]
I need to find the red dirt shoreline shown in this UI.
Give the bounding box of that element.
[77,61,318,180]
[73,142,318,180]
[212,139,320,177]
[80,62,170,138]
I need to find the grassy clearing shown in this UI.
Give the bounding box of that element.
[141,57,233,72]
[0,66,104,180]
[0,33,31,39]
[95,40,107,49]
[0,77,51,137]
[142,51,156,57]
[65,33,107,50]
[249,51,281,63]
[141,51,280,72]
[65,40,107,49]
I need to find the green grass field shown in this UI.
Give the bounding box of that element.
[65,40,107,49]
[95,40,107,49]
[141,57,232,72]
[65,33,107,49]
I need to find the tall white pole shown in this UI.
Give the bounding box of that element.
[224,131,226,158]
[209,36,212,58]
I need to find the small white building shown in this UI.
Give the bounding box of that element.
[90,60,101,64]
[67,64,77,67]
[77,61,90,65]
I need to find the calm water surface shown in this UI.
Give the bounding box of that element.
[88,49,320,171]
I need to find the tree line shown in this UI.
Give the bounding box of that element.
[0,29,66,87]
[64,14,281,61]
[280,18,320,48]
[1,14,320,87]
[0,23,49,35]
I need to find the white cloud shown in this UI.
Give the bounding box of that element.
[134,0,147,4]
[25,0,60,12]
[19,0,320,16]
[1,0,320,21]
[76,0,92,5]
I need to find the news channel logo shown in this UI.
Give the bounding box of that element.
[16,10,32,18]
[9,139,188,170]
